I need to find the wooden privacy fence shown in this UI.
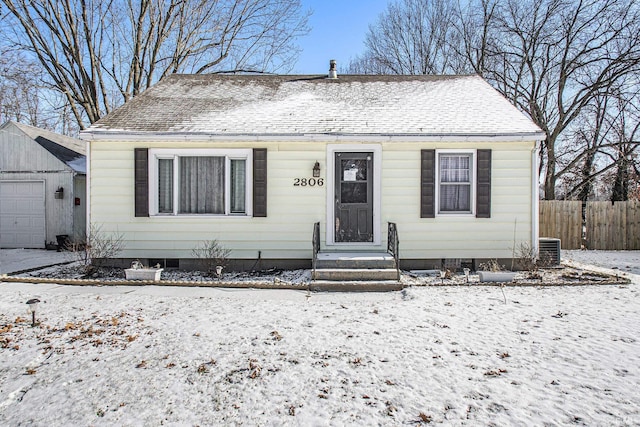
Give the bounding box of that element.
[539,200,640,250]
[539,201,582,249]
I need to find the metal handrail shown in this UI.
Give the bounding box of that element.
[312,222,320,280]
[387,222,400,280]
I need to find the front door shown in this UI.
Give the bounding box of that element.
[334,152,373,243]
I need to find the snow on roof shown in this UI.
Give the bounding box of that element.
[86,74,544,140]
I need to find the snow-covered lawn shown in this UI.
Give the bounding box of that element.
[0,249,71,275]
[1,280,639,425]
[563,249,640,277]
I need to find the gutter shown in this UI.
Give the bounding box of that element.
[80,131,547,143]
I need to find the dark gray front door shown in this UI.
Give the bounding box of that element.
[335,152,373,242]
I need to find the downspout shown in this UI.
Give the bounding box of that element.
[72,169,77,241]
[85,137,91,240]
[532,141,540,253]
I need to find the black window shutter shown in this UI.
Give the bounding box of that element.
[420,149,435,218]
[134,148,149,217]
[476,149,491,218]
[253,148,267,217]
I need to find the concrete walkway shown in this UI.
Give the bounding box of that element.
[0,249,73,275]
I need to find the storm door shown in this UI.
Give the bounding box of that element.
[334,152,373,242]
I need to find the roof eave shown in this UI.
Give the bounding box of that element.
[80,131,546,143]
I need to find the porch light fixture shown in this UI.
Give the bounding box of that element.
[463,268,470,283]
[54,187,64,199]
[313,161,321,178]
[26,298,40,327]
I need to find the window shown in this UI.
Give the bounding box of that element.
[149,149,252,216]
[421,149,490,219]
[438,152,474,214]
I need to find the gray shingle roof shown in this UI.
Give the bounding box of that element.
[86,74,544,139]
[12,121,86,154]
[4,121,86,173]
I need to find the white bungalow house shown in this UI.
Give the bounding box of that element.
[1,121,86,249]
[81,66,545,275]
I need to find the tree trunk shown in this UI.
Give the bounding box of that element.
[577,149,596,202]
[543,138,556,200]
[611,156,629,202]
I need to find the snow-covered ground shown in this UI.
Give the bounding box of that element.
[0,249,72,275]
[562,250,640,280]
[1,274,639,425]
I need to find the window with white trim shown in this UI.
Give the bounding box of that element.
[150,149,252,216]
[437,151,475,214]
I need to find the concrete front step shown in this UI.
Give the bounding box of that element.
[315,252,396,269]
[313,268,399,281]
[309,280,404,292]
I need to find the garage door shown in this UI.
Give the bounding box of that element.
[0,181,46,248]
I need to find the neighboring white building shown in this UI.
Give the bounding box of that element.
[81,70,545,271]
[1,121,86,248]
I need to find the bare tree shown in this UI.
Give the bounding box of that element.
[0,0,310,129]
[603,90,640,201]
[0,48,72,130]
[349,0,460,75]
[556,89,617,201]
[0,49,43,124]
[483,0,640,199]
[352,0,640,200]
[555,81,639,201]
[452,0,498,75]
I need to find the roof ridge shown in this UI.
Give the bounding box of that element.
[10,121,85,155]
[164,73,479,79]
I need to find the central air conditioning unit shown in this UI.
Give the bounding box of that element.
[539,238,561,266]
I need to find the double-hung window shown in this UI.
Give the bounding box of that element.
[437,151,474,214]
[150,149,252,216]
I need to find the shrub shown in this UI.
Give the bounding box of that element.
[514,242,538,271]
[191,239,231,277]
[478,259,504,272]
[70,224,124,274]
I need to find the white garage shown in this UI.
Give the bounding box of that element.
[0,181,46,248]
[1,121,86,249]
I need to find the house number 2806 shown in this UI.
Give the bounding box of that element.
[293,178,324,187]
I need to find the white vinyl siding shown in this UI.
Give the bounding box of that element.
[91,142,325,259]
[382,144,533,259]
[89,140,534,261]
